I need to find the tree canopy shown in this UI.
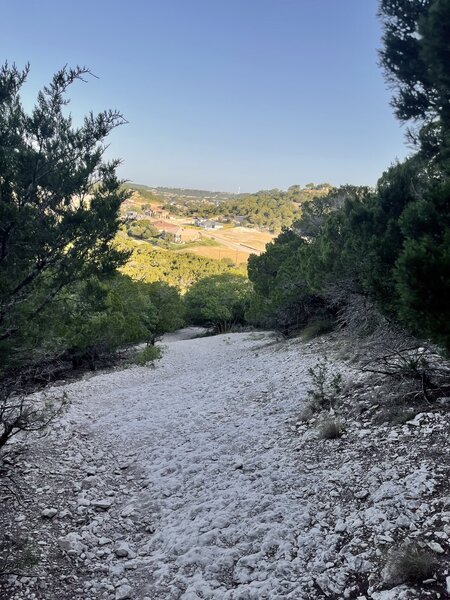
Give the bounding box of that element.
[379,0,450,167]
[0,63,128,358]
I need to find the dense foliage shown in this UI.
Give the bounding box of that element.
[249,160,450,348]
[379,0,450,167]
[247,0,450,350]
[185,274,253,333]
[0,64,131,371]
[118,236,246,291]
[0,66,186,376]
[126,219,160,240]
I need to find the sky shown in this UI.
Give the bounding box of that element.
[2,0,410,192]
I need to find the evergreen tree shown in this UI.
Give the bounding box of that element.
[0,63,128,361]
[379,0,450,167]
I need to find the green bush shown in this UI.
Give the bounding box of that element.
[51,275,159,368]
[5,275,184,371]
[307,357,343,411]
[185,274,253,333]
[134,345,162,365]
[146,281,186,342]
[126,219,160,240]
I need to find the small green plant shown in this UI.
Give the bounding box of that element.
[0,537,41,576]
[318,418,344,439]
[307,356,343,411]
[134,345,162,365]
[384,542,437,585]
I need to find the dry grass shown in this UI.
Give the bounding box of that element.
[384,542,437,585]
[212,227,274,251]
[177,246,250,264]
[318,419,345,439]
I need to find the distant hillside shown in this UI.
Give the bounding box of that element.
[123,182,333,232]
[126,183,237,204]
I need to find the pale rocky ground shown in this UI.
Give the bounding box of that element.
[1,330,450,599]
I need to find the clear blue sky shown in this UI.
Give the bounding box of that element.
[2,0,409,192]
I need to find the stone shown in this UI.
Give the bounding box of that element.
[115,541,133,558]
[41,508,58,519]
[92,499,113,510]
[427,541,445,554]
[58,533,87,556]
[335,519,346,533]
[120,505,135,518]
[115,584,132,600]
[354,490,369,500]
[98,537,112,546]
[109,564,125,577]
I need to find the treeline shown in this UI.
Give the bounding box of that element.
[246,0,450,352]
[218,188,309,231]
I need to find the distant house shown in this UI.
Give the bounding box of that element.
[152,220,183,243]
[234,216,247,225]
[124,210,138,221]
[195,218,223,230]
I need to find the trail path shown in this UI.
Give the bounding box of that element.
[2,332,448,600]
[64,331,325,599]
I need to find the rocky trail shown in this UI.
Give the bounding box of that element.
[1,331,450,599]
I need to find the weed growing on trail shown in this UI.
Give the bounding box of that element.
[307,356,343,411]
[318,418,345,439]
[134,345,162,365]
[0,536,41,577]
[297,404,315,423]
[384,542,437,585]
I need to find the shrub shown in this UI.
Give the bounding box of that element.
[53,275,159,368]
[307,357,343,411]
[0,386,67,450]
[384,542,437,585]
[318,419,344,439]
[134,345,162,365]
[126,219,160,240]
[146,281,185,342]
[297,404,315,423]
[185,274,253,333]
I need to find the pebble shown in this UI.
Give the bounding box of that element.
[427,541,445,554]
[92,499,113,510]
[335,519,346,533]
[115,584,132,600]
[115,541,133,558]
